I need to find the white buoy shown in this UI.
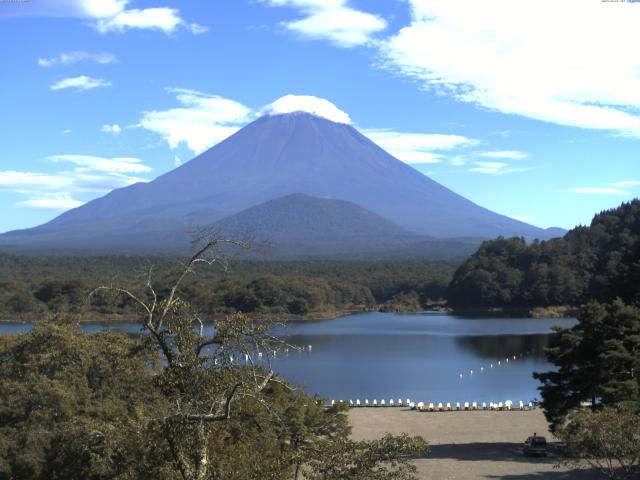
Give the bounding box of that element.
[480,367,484,372]
[308,345,312,351]
[470,369,474,375]
[506,358,509,363]
[459,373,463,379]
[490,364,493,368]
[498,361,501,365]
[258,352,263,358]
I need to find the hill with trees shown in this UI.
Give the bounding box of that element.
[447,200,640,308]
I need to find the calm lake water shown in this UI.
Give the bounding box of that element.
[0,312,576,404]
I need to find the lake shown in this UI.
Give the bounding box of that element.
[0,312,576,405]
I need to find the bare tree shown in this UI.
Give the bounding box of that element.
[91,234,291,480]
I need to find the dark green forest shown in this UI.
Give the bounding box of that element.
[0,256,456,321]
[448,200,640,308]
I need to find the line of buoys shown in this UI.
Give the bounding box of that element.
[458,351,530,379]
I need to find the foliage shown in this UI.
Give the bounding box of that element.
[0,239,429,479]
[448,200,640,308]
[0,256,456,320]
[556,403,640,480]
[534,300,640,431]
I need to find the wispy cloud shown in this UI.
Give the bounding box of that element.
[380,0,640,138]
[0,155,151,210]
[3,0,205,35]
[47,155,151,174]
[101,124,122,134]
[261,0,386,47]
[17,195,84,210]
[479,150,528,160]
[138,88,252,154]
[362,129,477,164]
[38,51,117,67]
[609,180,640,188]
[569,187,629,196]
[468,161,532,175]
[50,75,112,92]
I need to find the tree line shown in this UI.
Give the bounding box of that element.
[448,200,640,308]
[0,256,456,320]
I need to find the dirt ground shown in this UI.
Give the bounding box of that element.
[348,408,600,480]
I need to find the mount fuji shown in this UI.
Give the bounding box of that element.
[0,110,561,256]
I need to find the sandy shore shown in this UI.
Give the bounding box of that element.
[348,408,598,479]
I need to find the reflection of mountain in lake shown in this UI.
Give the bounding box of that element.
[456,334,551,360]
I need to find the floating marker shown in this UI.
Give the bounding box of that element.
[459,373,463,379]
[470,369,474,375]
[480,367,484,372]
[490,364,493,368]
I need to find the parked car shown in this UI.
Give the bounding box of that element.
[523,435,547,456]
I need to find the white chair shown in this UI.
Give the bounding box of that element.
[409,402,415,410]
[472,402,478,410]
[416,401,425,411]
[373,399,378,407]
[381,399,386,407]
[356,399,361,407]
[498,402,504,410]
[365,399,370,407]
[519,400,524,410]
[456,402,461,411]
[528,401,533,410]
[464,402,470,411]
[505,400,513,411]
[437,402,444,411]
[398,398,403,407]
[331,400,335,407]
[406,398,411,407]
[482,402,487,410]
[446,402,452,411]
[389,399,395,407]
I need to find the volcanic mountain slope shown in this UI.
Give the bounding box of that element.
[0,112,560,255]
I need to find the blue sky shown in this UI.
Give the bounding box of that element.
[1,0,639,233]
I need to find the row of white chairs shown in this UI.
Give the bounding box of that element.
[331,399,412,407]
[330,399,534,410]
[412,400,533,411]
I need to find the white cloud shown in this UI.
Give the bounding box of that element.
[0,154,151,210]
[469,161,509,175]
[381,0,640,138]
[569,187,630,196]
[362,129,477,164]
[138,88,252,154]
[47,155,151,174]
[259,94,352,124]
[17,195,84,210]
[479,150,528,160]
[50,75,112,92]
[4,0,202,35]
[262,0,386,47]
[61,129,73,136]
[38,51,117,67]
[101,123,122,134]
[609,180,640,188]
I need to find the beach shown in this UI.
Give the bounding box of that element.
[348,408,599,479]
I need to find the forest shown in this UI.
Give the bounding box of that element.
[0,256,456,321]
[448,200,640,309]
